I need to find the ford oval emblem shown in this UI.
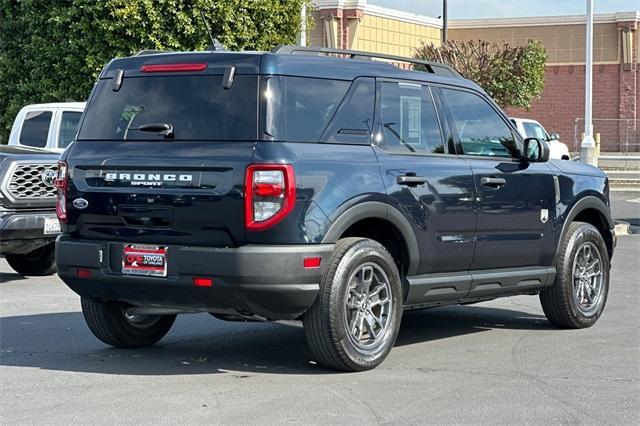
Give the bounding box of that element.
[73,198,89,209]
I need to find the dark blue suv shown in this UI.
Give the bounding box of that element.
[55,46,615,371]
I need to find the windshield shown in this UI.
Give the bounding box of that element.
[523,121,548,141]
[78,75,258,141]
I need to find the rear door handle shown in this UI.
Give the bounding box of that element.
[481,177,506,188]
[397,175,428,186]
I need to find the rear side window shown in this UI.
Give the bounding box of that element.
[263,77,350,142]
[78,75,258,141]
[58,111,82,148]
[441,88,519,158]
[378,81,444,154]
[321,78,375,144]
[19,111,52,148]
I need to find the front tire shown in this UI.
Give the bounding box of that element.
[303,238,403,371]
[540,222,610,328]
[81,298,176,348]
[5,243,56,276]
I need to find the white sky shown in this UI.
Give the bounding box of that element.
[368,0,640,19]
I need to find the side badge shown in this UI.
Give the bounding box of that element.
[540,208,549,224]
[73,198,89,209]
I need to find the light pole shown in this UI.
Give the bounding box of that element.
[580,0,596,166]
[442,0,448,44]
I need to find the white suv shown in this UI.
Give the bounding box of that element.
[510,117,570,160]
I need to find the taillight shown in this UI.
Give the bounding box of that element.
[244,164,295,231]
[55,160,68,223]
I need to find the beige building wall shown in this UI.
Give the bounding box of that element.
[353,14,441,56]
[311,1,442,56]
[449,23,620,64]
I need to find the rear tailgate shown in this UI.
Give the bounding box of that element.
[63,52,262,247]
[65,141,254,247]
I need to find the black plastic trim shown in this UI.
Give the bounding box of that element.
[321,201,420,275]
[405,266,556,306]
[554,195,614,263]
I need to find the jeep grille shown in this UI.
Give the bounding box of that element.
[5,163,57,200]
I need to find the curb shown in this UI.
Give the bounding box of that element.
[614,220,631,236]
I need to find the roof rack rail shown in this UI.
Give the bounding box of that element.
[133,50,173,57]
[271,45,462,78]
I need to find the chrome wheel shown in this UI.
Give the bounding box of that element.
[572,241,605,316]
[344,263,393,353]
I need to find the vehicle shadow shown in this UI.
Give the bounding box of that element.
[0,305,550,376]
[0,272,26,283]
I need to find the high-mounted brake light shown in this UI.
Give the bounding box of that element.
[55,161,69,223]
[140,63,208,73]
[244,164,295,231]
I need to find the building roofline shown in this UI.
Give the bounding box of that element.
[449,11,640,29]
[314,0,443,28]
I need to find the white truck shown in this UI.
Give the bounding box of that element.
[1,102,84,276]
[8,102,85,153]
[510,117,570,160]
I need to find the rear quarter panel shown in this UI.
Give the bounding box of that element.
[248,142,385,244]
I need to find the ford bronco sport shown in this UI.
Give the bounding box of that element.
[55,46,615,371]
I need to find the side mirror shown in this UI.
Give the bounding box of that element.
[523,137,550,163]
[548,132,560,141]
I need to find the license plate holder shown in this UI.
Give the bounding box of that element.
[44,217,61,235]
[122,244,167,277]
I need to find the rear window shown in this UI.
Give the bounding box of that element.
[20,111,52,147]
[78,75,258,141]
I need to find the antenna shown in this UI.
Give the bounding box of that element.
[199,9,216,47]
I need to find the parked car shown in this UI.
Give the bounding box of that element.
[510,117,570,160]
[8,102,85,153]
[55,46,614,371]
[0,145,60,275]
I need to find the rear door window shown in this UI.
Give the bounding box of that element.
[19,111,52,148]
[58,111,82,148]
[78,75,258,141]
[378,81,445,154]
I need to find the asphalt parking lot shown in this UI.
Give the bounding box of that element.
[1,195,639,424]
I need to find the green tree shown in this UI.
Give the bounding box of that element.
[0,0,312,142]
[415,39,546,110]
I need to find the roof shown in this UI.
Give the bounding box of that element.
[101,50,478,91]
[21,102,86,110]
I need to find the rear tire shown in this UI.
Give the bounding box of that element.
[303,238,403,372]
[540,222,610,328]
[5,243,56,276]
[81,298,176,348]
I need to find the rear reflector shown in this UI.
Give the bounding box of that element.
[303,257,322,268]
[140,63,208,73]
[193,277,213,287]
[76,269,92,278]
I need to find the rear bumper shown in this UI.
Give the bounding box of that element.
[55,236,334,320]
[0,210,58,254]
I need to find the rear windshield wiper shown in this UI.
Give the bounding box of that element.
[127,122,175,139]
